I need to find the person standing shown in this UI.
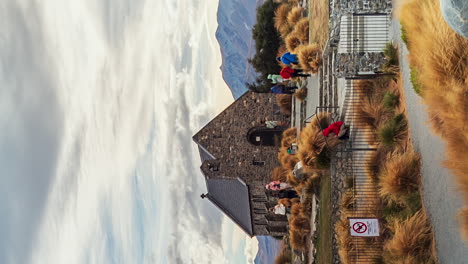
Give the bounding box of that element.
[276,52,299,65]
[270,84,298,94]
[267,74,285,84]
[279,66,310,80]
[265,180,291,190]
[323,121,349,139]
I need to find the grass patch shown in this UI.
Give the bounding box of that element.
[409,67,422,96]
[383,91,399,110]
[316,174,332,264]
[308,0,329,48]
[400,25,409,47]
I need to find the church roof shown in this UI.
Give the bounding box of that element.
[205,178,253,236]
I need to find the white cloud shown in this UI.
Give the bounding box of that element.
[0,0,244,263]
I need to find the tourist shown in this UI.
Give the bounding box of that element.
[267,74,285,84]
[270,84,298,94]
[269,204,288,215]
[276,52,299,65]
[277,189,299,199]
[265,180,291,191]
[265,120,288,129]
[279,66,311,80]
[323,121,349,140]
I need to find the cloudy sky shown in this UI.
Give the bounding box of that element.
[0,0,258,263]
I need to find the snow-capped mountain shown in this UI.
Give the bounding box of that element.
[216,0,260,99]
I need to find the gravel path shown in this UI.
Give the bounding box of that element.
[390,18,468,264]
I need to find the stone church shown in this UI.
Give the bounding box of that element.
[193,91,291,237]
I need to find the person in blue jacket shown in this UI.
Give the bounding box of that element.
[270,84,298,94]
[276,52,299,65]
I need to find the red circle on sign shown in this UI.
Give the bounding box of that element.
[352,222,367,233]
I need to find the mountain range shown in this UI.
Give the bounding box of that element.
[216,0,261,99]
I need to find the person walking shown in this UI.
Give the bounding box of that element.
[276,52,299,65]
[279,66,310,80]
[323,121,349,139]
[270,84,298,94]
[265,180,291,191]
[267,74,285,84]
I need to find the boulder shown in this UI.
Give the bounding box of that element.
[440,0,468,38]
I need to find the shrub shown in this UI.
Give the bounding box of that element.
[293,17,309,43]
[384,211,436,263]
[294,87,307,101]
[379,150,421,203]
[400,25,409,46]
[296,43,322,73]
[272,166,289,181]
[286,7,303,26]
[274,4,292,37]
[276,94,292,115]
[285,32,303,53]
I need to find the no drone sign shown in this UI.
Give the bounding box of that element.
[349,218,380,237]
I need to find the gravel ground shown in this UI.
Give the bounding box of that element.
[391,18,468,264]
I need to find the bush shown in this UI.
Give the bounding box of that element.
[379,150,421,203]
[296,43,322,73]
[294,87,307,101]
[276,94,292,116]
[384,211,436,263]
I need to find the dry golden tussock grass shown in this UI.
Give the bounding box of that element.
[293,18,309,43]
[296,44,322,73]
[384,210,437,263]
[285,32,303,53]
[297,123,325,167]
[276,94,292,116]
[379,150,421,204]
[272,166,288,182]
[274,4,292,37]
[308,0,329,48]
[365,146,389,181]
[294,87,307,101]
[286,7,303,26]
[400,0,468,234]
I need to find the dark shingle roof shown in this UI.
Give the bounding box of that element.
[206,178,253,236]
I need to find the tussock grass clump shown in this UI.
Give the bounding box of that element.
[379,150,421,203]
[377,113,408,147]
[272,166,288,182]
[286,7,303,27]
[384,211,436,263]
[296,44,322,73]
[294,87,307,101]
[297,122,325,167]
[365,146,388,181]
[274,4,293,37]
[400,0,468,233]
[274,245,292,264]
[276,94,292,116]
[293,18,309,43]
[285,32,303,53]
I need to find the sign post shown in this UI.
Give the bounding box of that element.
[349,218,380,237]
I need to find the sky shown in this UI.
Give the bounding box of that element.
[0,0,258,263]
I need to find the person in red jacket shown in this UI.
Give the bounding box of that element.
[279,66,311,80]
[323,121,349,139]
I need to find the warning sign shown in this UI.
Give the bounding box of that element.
[349,218,380,237]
